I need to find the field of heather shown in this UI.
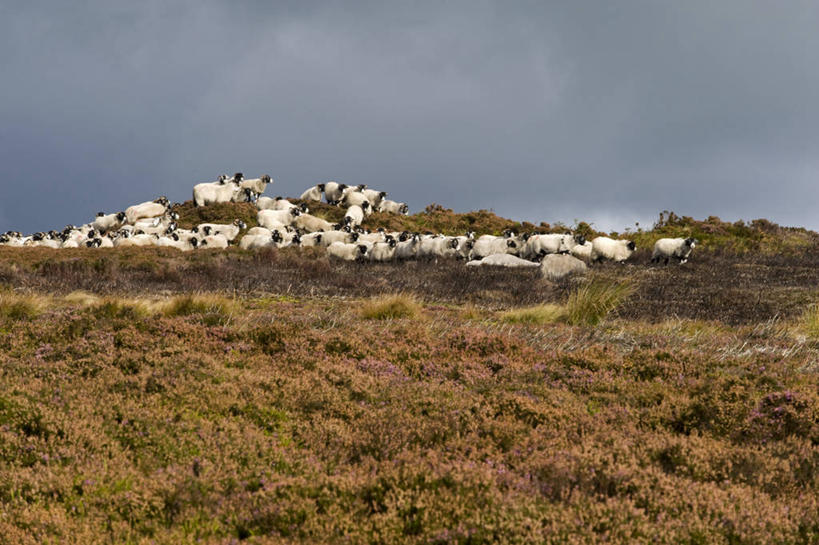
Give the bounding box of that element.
[1,207,818,544]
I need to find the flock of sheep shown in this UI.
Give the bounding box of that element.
[0,173,697,279]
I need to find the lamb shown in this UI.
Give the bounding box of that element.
[369,239,397,261]
[590,237,636,263]
[92,211,127,234]
[344,204,367,227]
[239,174,272,195]
[377,199,409,215]
[323,181,348,204]
[125,197,169,224]
[195,220,247,242]
[193,180,241,207]
[293,212,337,233]
[326,241,369,261]
[466,254,540,268]
[299,184,325,202]
[652,237,697,264]
[257,208,301,230]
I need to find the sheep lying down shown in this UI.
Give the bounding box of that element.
[466,254,539,268]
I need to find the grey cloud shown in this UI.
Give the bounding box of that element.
[1,1,817,234]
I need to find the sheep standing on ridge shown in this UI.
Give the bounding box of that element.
[239,174,272,195]
[326,241,369,261]
[590,237,636,263]
[193,179,242,207]
[300,184,325,201]
[92,212,127,234]
[258,208,301,230]
[323,182,348,204]
[344,204,367,227]
[377,199,409,215]
[125,197,169,224]
[652,237,697,264]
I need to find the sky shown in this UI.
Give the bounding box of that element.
[1,1,818,234]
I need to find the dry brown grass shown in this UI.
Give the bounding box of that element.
[360,293,422,320]
[500,304,566,325]
[0,291,48,320]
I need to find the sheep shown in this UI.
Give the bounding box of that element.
[239,232,276,250]
[323,181,348,204]
[92,211,127,234]
[369,239,397,261]
[466,254,540,268]
[319,230,357,247]
[377,199,409,215]
[521,234,584,260]
[232,187,260,204]
[394,234,421,260]
[299,232,324,247]
[257,208,301,230]
[570,241,593,262]
[539,254,588,281]
[194,220,247,242]
[361,189,387,208]
[326,241,369,261]
[114,233,160,247]
[257,196,305,212]
[293,212,337,233]
[300,184,325,202]
[469,237,519,260]
[193,178,245,207]
[341,190,372,210]
[417,236,461,259]
[125,197,169,224]
[590,237,636,263]
[344,204,367,227]
[652,237,697,264]
[239,174,272,195]
[158,233,199,251]
[200,234,229,249]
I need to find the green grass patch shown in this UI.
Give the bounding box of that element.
[500,304,566,325]
[565,279,634,326]
[361,294,422,320]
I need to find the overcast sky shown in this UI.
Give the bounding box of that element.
[2,1,818,234]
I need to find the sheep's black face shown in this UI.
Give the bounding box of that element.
[339,184,348,191]
[116,212,126,222]
[315,234,322,244]
[262,174,271,183]
[291,208,301,217]
[362,202,370,210]
[97,212,104,217]
[88,229,96,238]
[203,226,212,236]
[350,232,359,242]
[317,184,325,192]
[357,245,368,255]
[272,231,283,243]
[190,238,198,248]
[449,239,459,249]
[627,241,637,251]
[299,203,309,212]
[575,235,586,245]
[388,239,396,248]
[685,237,696,247]
[234,172,243,181]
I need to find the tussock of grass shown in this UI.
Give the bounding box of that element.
[0,292,48,320]
[565,279,634,326]
[501,304,566,324]
[803,305,819,338]
[361,294,422,320]
[162,294,237,325]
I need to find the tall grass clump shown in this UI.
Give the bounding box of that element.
[162,293,237,325]
[802,304,819,338]
[500,304,566,325]
[565,279,634,326]
[0,292,48,320]
[360,294,422,320]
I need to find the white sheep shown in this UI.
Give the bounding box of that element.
[319,230,357,247]
[92,211,127,234]
[323,181,349,204]
[293,213,337,233]
[652,237,697,264]
[361,189,387,208]
[394,235,421,260]
[341,190,372,210]
[521,233,584,260]
[590,237,636,263]
[158,233,199,251]
[257,208,301,230]
[299,184,325,202]
[200,234,229,249]
[125,197,169,224]
[326,241,369,261]
[570,241,593,261]
[193,180,242,207]
[417,236,461,259]
[258,196,307,212]
[466,254,540,268]
[469,237,519,260]
[344,204,367,227]
[298,232,325,247]
[114,233,160,247]
[539,254,588,281]
[369,239,397,261]
[239,174,272,195]
[377,199,409,215]
[195,220,247,242]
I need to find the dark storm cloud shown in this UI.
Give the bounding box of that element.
[1,1,818,234]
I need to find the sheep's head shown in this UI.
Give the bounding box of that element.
[290,208,301,217]
[349,232,360,242]
[357,244,368,255]
[685,237,697,247]
[0,235,7,243]
[362,201,370,211]
[155,196,170,207]
[627,241,637,251]
[189,237,199,248]
[218,174,228,183]
[507,240,517,248]
[343,216,352,226]
[317,183,326,192]
[271,230,283,243]
[574,234,586,245]
[116,212,127,222]
[234,220,247,230]
[292,233,302,245]
[356,184,367,191]
[315,234,322,244]
[87,229,97,239]
[388,239,397,248]
[399,203,409,215]
[96,211,105,217]
[338,183,348,191]
[261,174,272,184]
[299,203,309,213]
[233,172,244,182]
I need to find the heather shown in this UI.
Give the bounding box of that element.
[0,290,818,544]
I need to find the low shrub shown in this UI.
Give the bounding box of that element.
[0,292,47,320]
[162,294,237,325]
